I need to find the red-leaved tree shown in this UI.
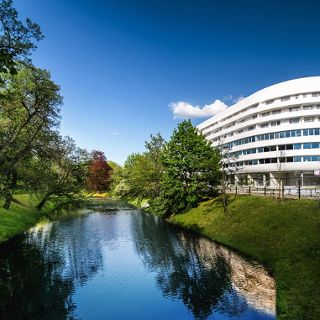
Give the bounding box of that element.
[87,150,112,192]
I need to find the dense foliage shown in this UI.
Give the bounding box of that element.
[113,133,165,201]
[157,120,221,215]
[115,122,221,215]
[0,2,91,210]
[0,0,43,78]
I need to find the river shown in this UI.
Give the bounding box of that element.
[0,202,275,319]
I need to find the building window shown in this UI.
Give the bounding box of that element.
[258,146,276,153]
[303,105,313,110]
[311,92,320,97]
[248,103,259,109]
[289,106,300,112]
[279,144,293,151]
[226,128,320,148]
[303,143,319,149]
[265,100,274,105]
[259,158,277,164]
[261,112,270,117]
[271,120,280,126]
[260,123,269,128]
[281,96,290,101]
[272,109,281,115]
[303,155,320,162]
[289,118,300,124]
[303,128,320,136]
[304,117,315,122]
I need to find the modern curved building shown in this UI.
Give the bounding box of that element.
[198,77,320,187]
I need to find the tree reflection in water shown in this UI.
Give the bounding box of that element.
[0,234,76,320]
[0,209,275,320]
[131,212,254,319]
[0,213,107,320]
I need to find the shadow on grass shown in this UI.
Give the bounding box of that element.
[185,223,204,234]
[202,196,237,214]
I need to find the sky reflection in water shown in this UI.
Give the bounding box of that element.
[0,208,275,320]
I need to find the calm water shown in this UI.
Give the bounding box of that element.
[0,203,276,320]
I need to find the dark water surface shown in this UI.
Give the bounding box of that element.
[0,205,275,319]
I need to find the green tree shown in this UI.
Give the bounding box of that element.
[108,160,123,194]
[22,135,89,210]
[0,0,43,78]
[120,152,150,199]
[157,120,220,216]
[144,133,165,198]
[115,133,166,202]
[0,65,62,209]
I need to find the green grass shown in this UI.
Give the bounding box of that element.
[169,195,320,320]
[127,197,149,208]
[0,194,43,244]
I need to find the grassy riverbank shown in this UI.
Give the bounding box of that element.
[0,194,43,244]
[169,195,320,320]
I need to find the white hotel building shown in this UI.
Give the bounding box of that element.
[197,77,320,187]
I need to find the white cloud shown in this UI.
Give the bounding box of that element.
[234,95,245,103]
[109,131,119,136]
[170,100,228,119]
[223,94,245,104]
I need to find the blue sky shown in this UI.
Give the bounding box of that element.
[15,0,320,164]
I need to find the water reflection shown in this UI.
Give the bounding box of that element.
[130,213,275,319]
[0,234,77,319]
[0,207,275,319]
[131,214,231,319]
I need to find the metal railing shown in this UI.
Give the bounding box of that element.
[227,185,320,199]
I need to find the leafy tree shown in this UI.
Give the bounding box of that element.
[115,133,165,202]
[144,133,165,198]
[0,65,61,155]
[0,0,43,78]
[108,160,123,194]
[113,179,130,198]
[0,65,62,209]
[86,150,112,192]
[157,120,220,216]
[24,135,89,210]
[120,152,149,199]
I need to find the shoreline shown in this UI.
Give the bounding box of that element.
[2,195,319,319]
[0,195,43,244]
[167,195,320,320]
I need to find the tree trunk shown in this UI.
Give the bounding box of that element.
[222,192,229,215]
[36,192,53,210]
[3,192,13,210]
[221,171,229,215]
[2,170,18,210]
